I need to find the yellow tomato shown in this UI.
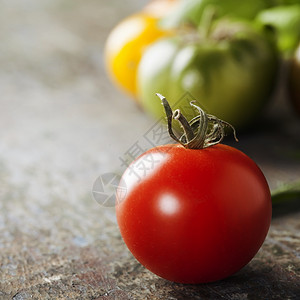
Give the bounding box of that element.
[104,11,172,100]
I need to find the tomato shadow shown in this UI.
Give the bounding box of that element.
[158,262,300,300]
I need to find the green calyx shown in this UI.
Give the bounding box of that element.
[156,93,238,150]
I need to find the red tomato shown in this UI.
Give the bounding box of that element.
[116,143,272,283]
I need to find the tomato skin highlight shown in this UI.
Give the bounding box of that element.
[116,144,272,283]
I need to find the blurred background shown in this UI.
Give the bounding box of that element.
[0,0,299,299]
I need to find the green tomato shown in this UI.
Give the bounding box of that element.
[256,5,300,56]
[137,20,279,129]
[161,0,271,29]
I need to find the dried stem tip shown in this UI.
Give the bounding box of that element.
[156,93,238,149]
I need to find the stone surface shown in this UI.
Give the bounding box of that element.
[0,1,299,299]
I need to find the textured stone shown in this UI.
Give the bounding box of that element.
[0,1,299,299]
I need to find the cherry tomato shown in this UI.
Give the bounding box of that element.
[104,12,171,99]
[116,98,272,284]
[137,19,279,129]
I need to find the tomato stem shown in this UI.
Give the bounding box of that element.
[198,6,216,40]
[173,109,195,142]
[156,93,238,149]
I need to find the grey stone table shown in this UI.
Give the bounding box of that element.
[0,1,299,299]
